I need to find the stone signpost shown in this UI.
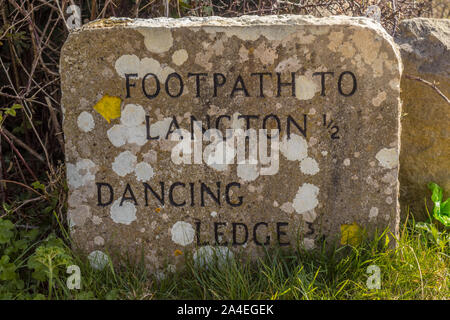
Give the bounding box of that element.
[61,16,402,273]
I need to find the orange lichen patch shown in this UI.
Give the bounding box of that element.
[155,208,161,213]
[174,249,183,256]
[93,94,121,123]
[340,222,364,246]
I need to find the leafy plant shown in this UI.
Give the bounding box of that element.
[0,104,22,126]
[0,219,14,244]
[0,217,74,299]
[0,218,40,298]
[27,235,73,299]
[428,182,450,227]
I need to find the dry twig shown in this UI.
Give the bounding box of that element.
[405,74,450,105]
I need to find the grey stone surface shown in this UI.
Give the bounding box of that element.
[60,15,402,272]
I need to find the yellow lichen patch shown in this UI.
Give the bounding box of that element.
[340,222,364,246]
[93,94,121,123]
[174,249,183,256]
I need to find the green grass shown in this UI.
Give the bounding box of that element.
[1,214,448,300]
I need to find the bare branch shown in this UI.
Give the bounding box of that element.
[405,74,450,105]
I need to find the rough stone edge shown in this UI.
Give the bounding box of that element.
[395,18,449,77]
[62,15,401,64]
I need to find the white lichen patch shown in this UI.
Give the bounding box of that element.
[172,49,188,66]
[137,28,173,54]
[203,25,296,42]
[77,111,95,132]
[88,250,109,270]
[280,202,294,214]
[381,171,397,185]
[134,162,154,182]
[92,216,102,225]
[275,56,301,73]
[143,150,158,163]
[375,148,398,169]
[238,45,249,63]
[193,38,225,70]
[195,49,213,70]
[327,31,344,51]
[67,159,98,189]
[327,29,356,59]
[114,55,174,81]
[107,125,128,147]
[114,54,139,78]
[280,134,308,161]
[101,67,113,78]
[94,236,105,246]
[369,207,379,220]
[121,104,146,126]
[302,210,317,223]
[295,75,319,100]
[167,264,176,273]
[366,176,380,189]
[193,246,234,269]
[303,238,315,250]
[300,157,319,175]
[350,28,382,67]
[171,221,195,246]
[237,163,259,182]
[253,42,277,65]
[107,104,147,147]
[112,151,137,177]
[141,57,175,81]
[110,198,137,225]
[389,78,400,91]
[292,183,320,214]
[372,91,387,106]
[67,205,91,227]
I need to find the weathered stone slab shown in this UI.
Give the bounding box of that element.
[60,16,402,272]
[396,18,450,219]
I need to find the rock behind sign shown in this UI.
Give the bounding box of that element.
[396,18,450,220]
[60,16,402,272]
